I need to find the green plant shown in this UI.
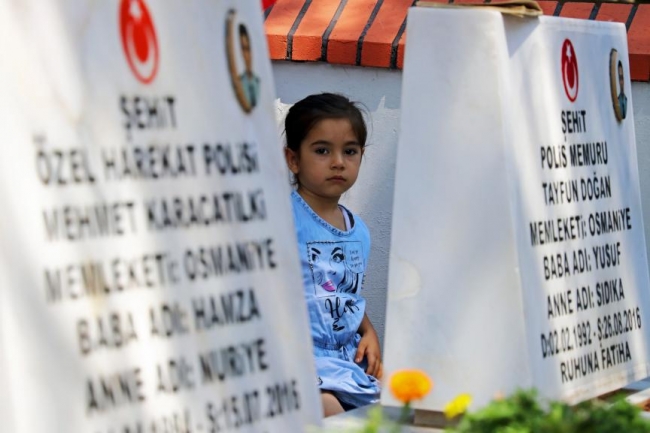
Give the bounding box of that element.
[447,389,650,433]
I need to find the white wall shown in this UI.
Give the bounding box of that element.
[273,61,650,349]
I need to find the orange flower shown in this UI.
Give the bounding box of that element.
[389,370,433,403]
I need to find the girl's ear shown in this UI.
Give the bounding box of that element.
[284,147,300,175]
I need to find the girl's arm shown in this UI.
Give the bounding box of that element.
[356,313,383,379]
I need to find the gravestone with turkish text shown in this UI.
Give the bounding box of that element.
[0,1,320,431]
[382,8,650,411]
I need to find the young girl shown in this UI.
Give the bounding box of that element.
[284,93,382,417]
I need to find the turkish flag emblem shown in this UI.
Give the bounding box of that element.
[561,39,578,102]
[120,0,159,84]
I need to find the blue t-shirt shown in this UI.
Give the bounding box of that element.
[291,191,369,348]
[290,191,380,408]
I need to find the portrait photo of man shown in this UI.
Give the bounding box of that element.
[609,49,627,123]
[226,10,261,113]
[238,24,260,109]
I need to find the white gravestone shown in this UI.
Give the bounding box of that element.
[0,1,321,432]
[382,8,650,411]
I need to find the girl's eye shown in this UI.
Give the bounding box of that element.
[314,148,329,155]
[344,148,359,156]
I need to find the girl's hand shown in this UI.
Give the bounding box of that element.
[356,327,383,380]
[356,313,383,379]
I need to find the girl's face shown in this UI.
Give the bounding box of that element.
[285,118,363,201]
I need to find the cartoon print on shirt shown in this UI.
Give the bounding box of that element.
[307,241,364,297]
